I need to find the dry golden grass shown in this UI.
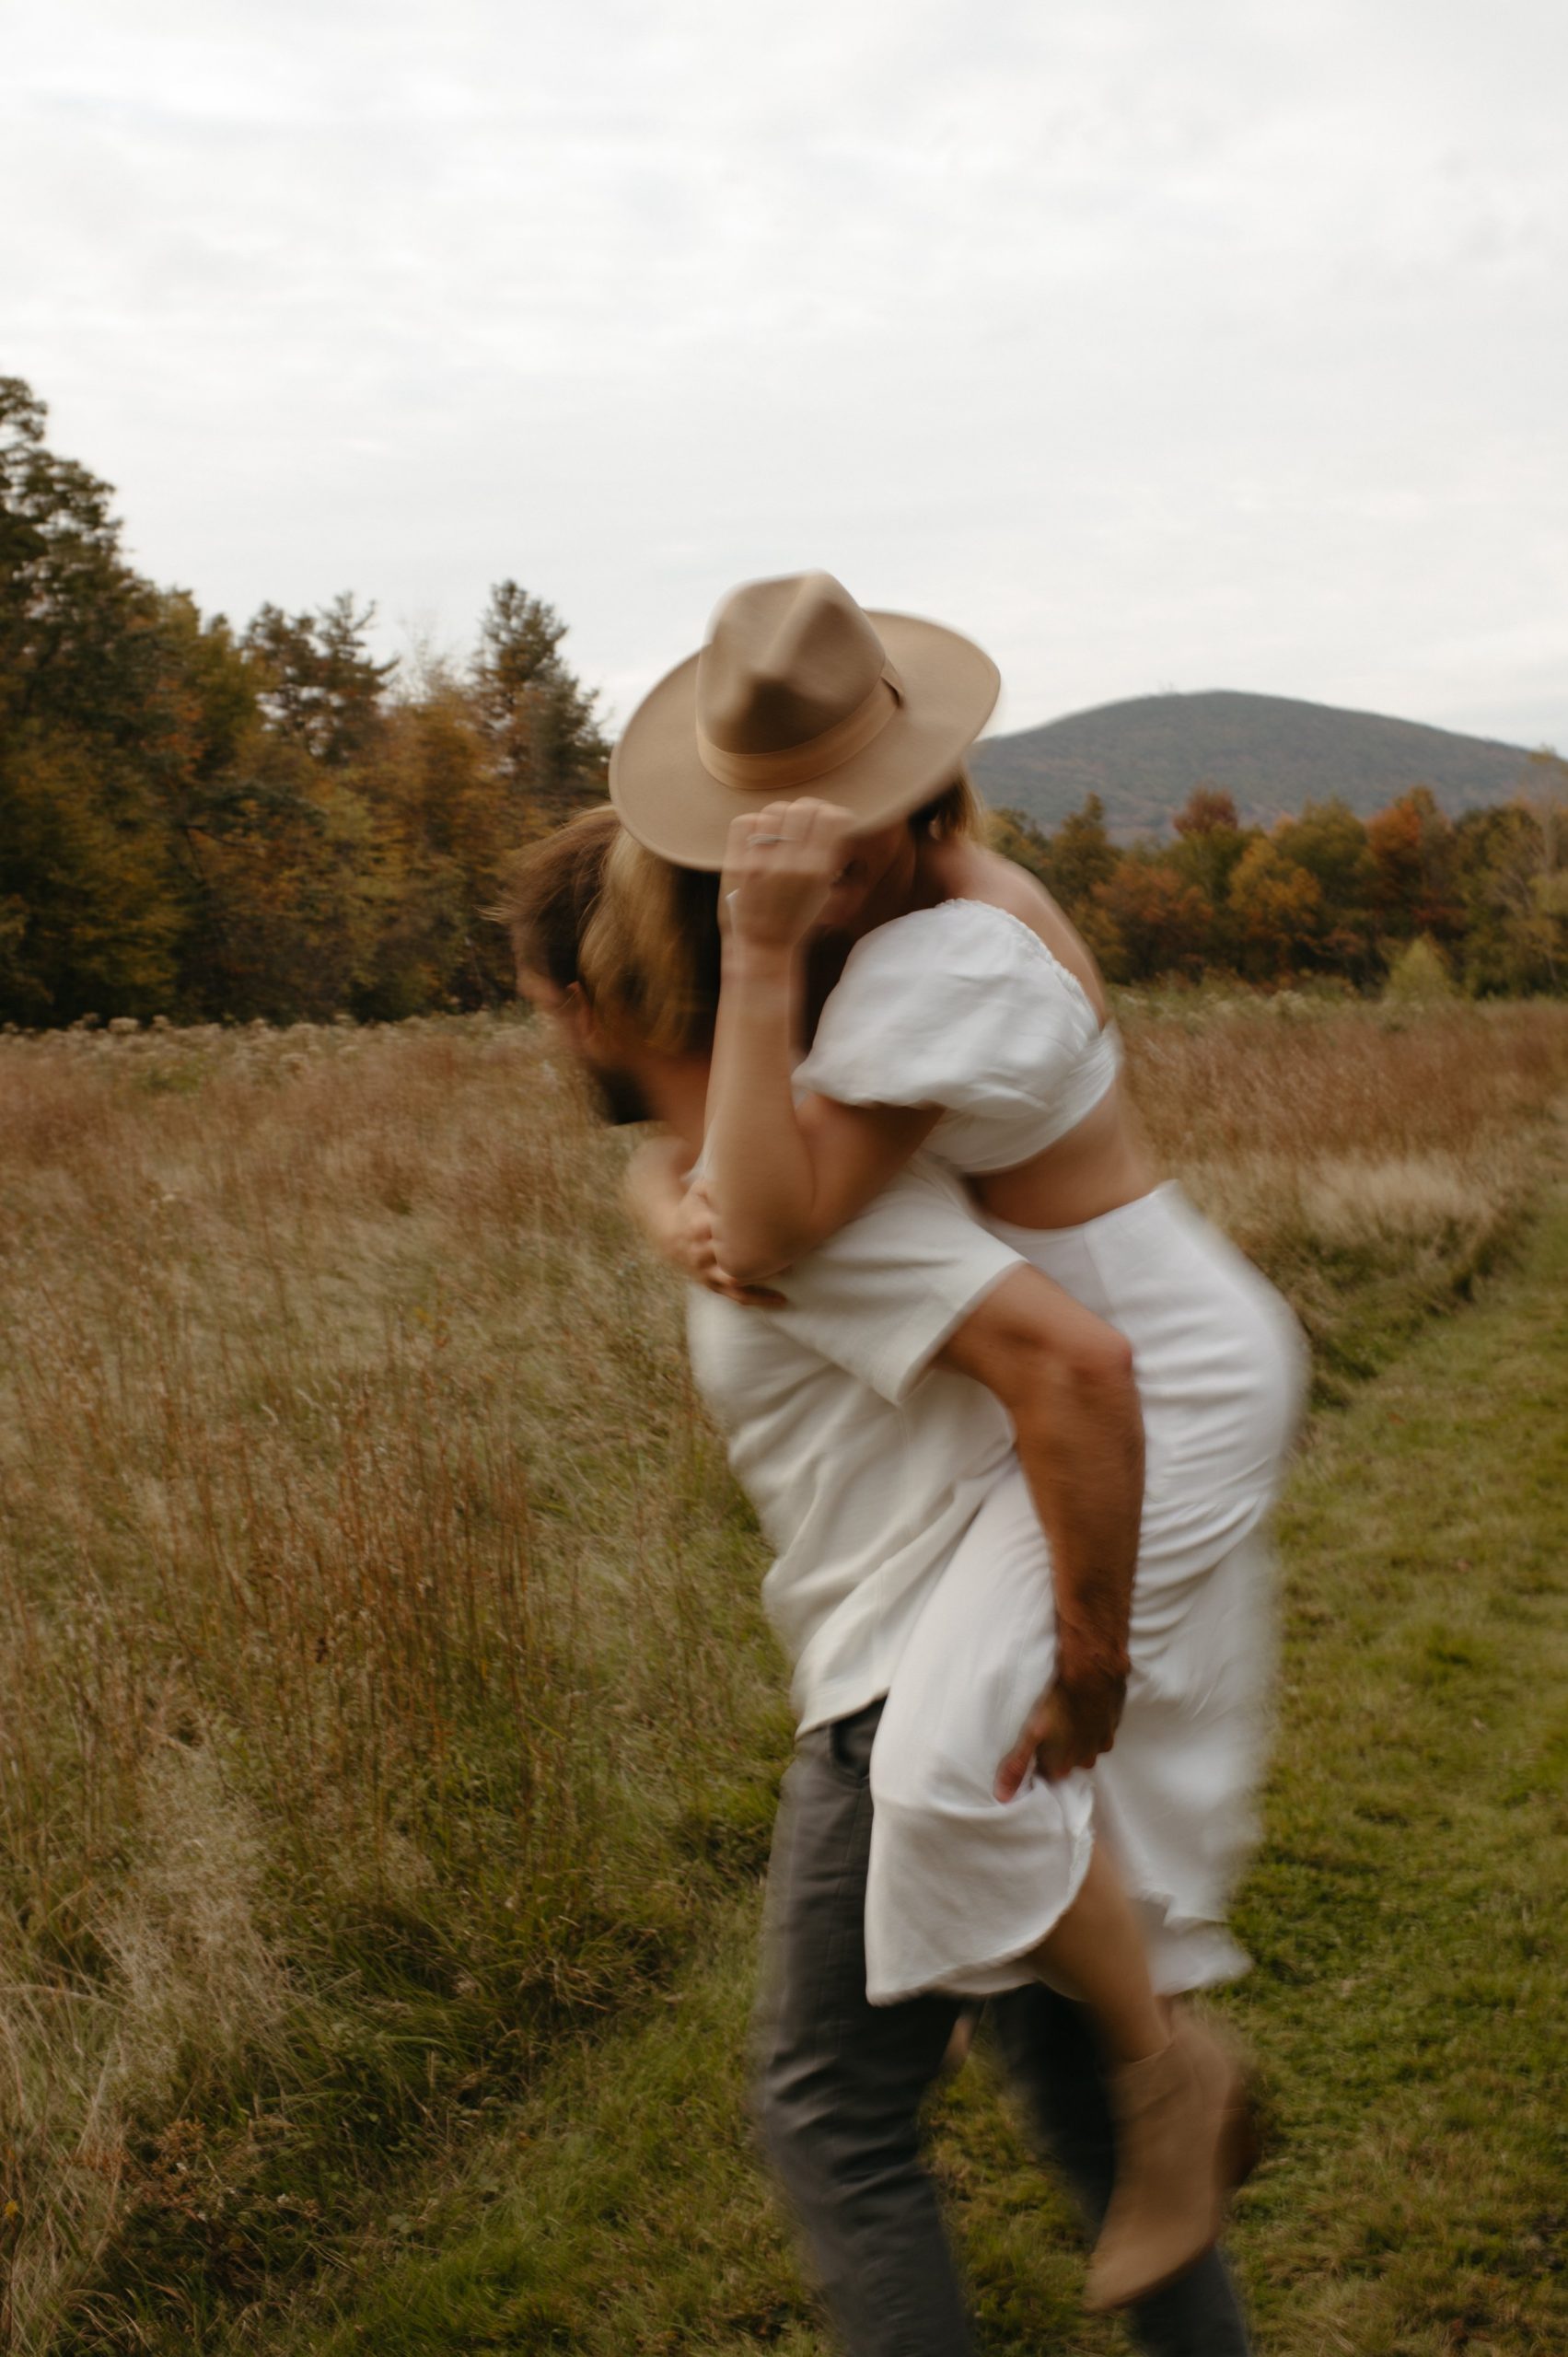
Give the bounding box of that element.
[0,996,1564,2351]
[0,1015,774,2351]
[1120,993,1568,1386]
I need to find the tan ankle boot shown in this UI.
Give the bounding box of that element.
[1083,2011,1237,2313]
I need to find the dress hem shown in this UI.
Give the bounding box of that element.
[866,1838,1253,2007]
[865,1816,1097,2007]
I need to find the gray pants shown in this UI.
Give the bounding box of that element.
[754,1701,1252,2357]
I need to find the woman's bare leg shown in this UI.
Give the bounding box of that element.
[1021,1841,1167,2064]
[1017,1840,1238,2313]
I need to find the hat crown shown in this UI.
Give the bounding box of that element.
[697,572,888,759]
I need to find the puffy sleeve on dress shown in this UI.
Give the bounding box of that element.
[794,900,1099,1121]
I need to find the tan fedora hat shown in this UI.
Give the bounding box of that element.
[609,571,1001,869]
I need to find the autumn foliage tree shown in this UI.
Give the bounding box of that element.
[0,380,610,1025]
[1226,839,1325,979]
[1365,786,1463,951]
[1096,859,1214,981]
[0,377,180,1018]
[1454,763,1568,994]
[992,769,1566,999]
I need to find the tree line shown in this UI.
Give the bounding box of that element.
[1,377,610,1027]
[992,768,1566,997]
[3,375,1564,1028]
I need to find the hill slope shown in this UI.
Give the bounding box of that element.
[970,689,1541,837]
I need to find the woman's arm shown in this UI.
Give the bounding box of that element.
[623,1138,787,1306]
[704,801,939,1284]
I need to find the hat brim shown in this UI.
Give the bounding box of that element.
[609,610,1001,870]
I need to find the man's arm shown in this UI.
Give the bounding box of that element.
[936,1265,1143,1796]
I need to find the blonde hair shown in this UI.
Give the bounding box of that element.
[563,765,986,1060]
[580,831,724,1057]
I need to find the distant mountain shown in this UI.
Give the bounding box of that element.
[969,690,1541,840]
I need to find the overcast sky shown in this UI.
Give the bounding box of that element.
[6,0,1566,751]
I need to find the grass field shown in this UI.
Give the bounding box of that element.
[2,996,1566,2352]
[263,1193,1568,2357]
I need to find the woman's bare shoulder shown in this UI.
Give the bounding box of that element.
[930,842,1108,1016]
[935,841,1059,923]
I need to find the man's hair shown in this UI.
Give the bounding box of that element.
[495,807,621,994]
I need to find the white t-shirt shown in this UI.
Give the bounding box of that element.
[684,1159,1024,1733]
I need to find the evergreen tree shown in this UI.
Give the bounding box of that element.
[1170,786,1249,909]
[472,581,610,827]
[1169,787,1251,969]
[986,805,1053,881]
[0,376,157,745]
[242,594,395,768]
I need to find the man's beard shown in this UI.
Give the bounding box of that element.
[584,1059,654,1127]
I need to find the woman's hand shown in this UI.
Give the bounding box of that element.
[671,1177,788,1306]
[720,798,858,957]
[624,1144,784,1307]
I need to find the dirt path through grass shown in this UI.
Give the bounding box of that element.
[238,1190,1568,2356]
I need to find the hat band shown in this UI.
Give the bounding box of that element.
[696,661,904,794]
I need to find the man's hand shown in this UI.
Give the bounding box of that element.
[935,1269,1141,1808]
[993,1667,1126,1801]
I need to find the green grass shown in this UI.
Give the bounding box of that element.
[218,1191,1568,2355]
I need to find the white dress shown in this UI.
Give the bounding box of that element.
[794,900,1308,2002]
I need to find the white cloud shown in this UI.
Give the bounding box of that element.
[5,0,1565,747]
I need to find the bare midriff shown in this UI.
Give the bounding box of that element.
[971,1086,1159,1231]
[923,839,1162,1234]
